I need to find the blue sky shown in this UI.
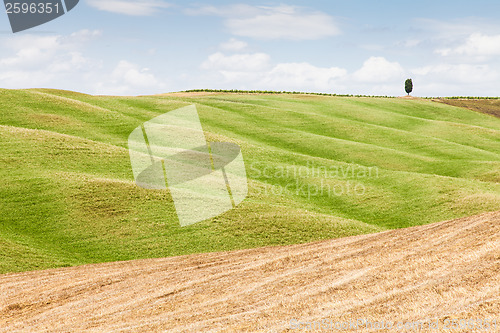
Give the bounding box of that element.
[1,0,500,96]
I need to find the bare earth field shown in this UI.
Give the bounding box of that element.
[1,211,499,332]
[436,98,500,119]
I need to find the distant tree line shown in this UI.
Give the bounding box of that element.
[441,96,500,100]
[183,89,500,100]
[183,89,394,98]
[421,96,500,100]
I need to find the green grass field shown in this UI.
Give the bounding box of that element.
[2,89,500,274]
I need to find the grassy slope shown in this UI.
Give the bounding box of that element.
[1,89,500,273]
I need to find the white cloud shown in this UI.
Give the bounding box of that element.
[415,18,500,40]
[48,52,92,72]
[353,57,405,83]
[0,70,55,87]
[0,31,100,77]
[200,51,347,92]
[185,4,266,17]
[4,34,60,53]
[113,60,161,87]
[87,0,171,16]
[0,30,166,95]
[95,60,165,95]
[188,4,340,40]
[201,52,271,72]
[70,29,103,41]
[411,63,497,84]
[220,38,248,51]
[436,33,500,58]
[403,39,421,48]
[263,63,346,91]
[0,35,60,68]
[408,62,500,96]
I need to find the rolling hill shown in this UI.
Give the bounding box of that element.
[1,89,500,274]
